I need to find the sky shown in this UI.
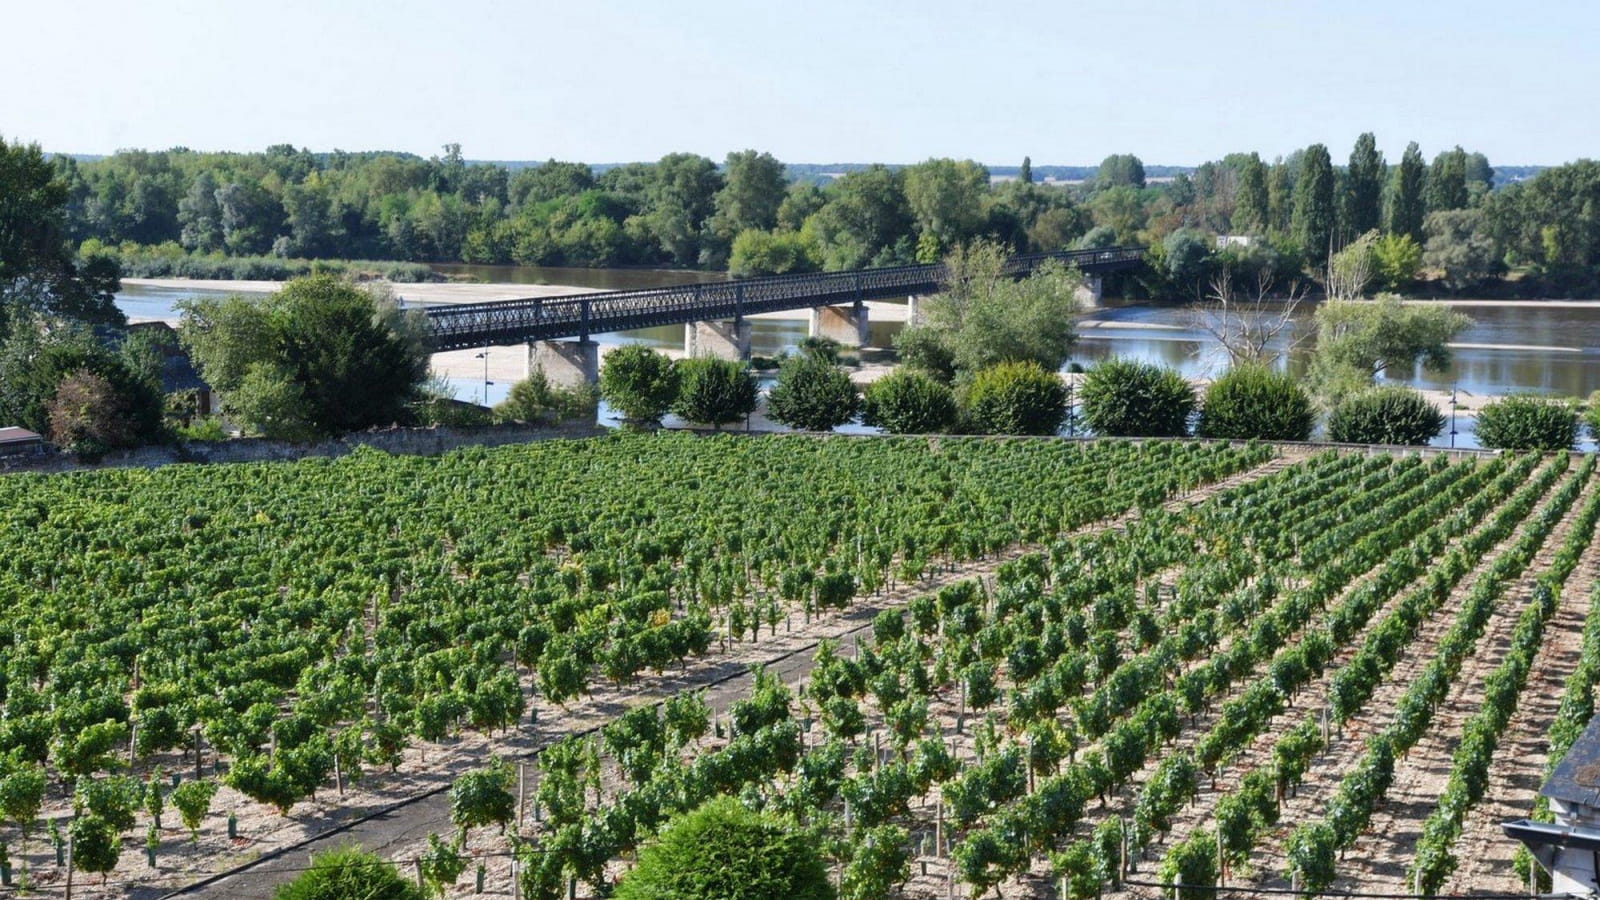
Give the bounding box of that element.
[3,0,1596,167]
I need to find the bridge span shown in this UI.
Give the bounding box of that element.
[423,246,1143,383]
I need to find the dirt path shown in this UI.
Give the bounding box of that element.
[1445,505,1600,893]
[1235,460,1569,888]
[1332,468,1597,890]
[137,454,1295,900]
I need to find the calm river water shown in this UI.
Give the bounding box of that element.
[115,264,1600,448]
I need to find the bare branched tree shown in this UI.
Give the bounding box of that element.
[1325,229,1380,302]
[1188,262,1311,369]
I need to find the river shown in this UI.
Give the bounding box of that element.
[114,264,1600,448]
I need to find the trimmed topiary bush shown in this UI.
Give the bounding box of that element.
[1079,358,1195,437]
[1195,365,1314,441]
[1473,394,1578,451]
[672,357,758,430]
[1326,386,1444,446]
[862,370,958,434]
[766,354,859,432]
[614,796,832,900]
[960,361,1068,436]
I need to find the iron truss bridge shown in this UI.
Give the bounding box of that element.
[423,246,1145,352]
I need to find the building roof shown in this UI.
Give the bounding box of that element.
[129,321,211,395]
[1543,713,1600,807]
[0,427,43,446]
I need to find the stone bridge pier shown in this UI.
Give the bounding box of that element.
[809,303,869,347]
[684,320,752,360]
[529,339,599,388]
[1075,274,1103,307]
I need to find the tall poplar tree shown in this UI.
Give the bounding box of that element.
[1232,154,1269,234]
[1266,160,1293,234]
[1425,147,1470,213]
[1018,156,1033,185]
[1384,142,1427,241]
[1343,132,1385,238]
[1291,144,1336,265]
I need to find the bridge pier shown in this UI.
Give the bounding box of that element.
[684,320,752,361]
[1074,274,1103,308]
[529,339,599,388]
[809,303,869,347]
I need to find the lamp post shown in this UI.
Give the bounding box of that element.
[1449,386,1473,449]
[474,351,493,406]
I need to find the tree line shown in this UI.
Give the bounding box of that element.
[49,138,1600,295]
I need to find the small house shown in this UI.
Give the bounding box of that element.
[1504,712,1600,893]
[0,427,45,457]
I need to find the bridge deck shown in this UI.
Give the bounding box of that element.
[423,246,1143,351]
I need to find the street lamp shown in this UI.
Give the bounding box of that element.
[473,351,494,406]
[1449,385,1473,449]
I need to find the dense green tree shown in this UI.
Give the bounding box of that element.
[1195,364,1314,441]
[1327,387,1444,446]
[1232,154,1269,234]
[776,184,827,232]
[179,276,429,439]
[728,229,820,277]
[1307,296,1472,403]
[710,150,788,246]
[0,136,123,337]
[614,797,832,900]
[1384,142,1428,242]
[902,158,989,261]
[494,369,598,425]
[861,369,958,434]
[0,323,162,443]
[1426,147,1471,213]
[1079,359,1195,437]
[1018,156,1033,185]
[960,361,1068,435]
[1372,232,1423,290]
[766,353,859,432]
[1343,133,1385,238]
[177,170,225,252]
[1096,154,1146,190]
[916,242,1082,374]
[801,165,913,270]
[69,815,122,882]
[599,345,679,424]
[672,357,757,429]
[1162,228,1214,299]
[1291,144,1336,265]
[449,760,516,836]
[641,153,723,266]
[1266,160,1294,234]
[1423,209,1499,292]
[274,846,423,900]
[510,160,595,207]
[1474,395,1578,451]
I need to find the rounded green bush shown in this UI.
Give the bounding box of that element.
[1195,365,1314,441]
[1079,359,1194,437]
[1473,394,1578,451]
[274,846,423,900]
[1326,386,1444,446]
[862,369,958,434]
[672,357,758,429]
[960,361,1067,436]
[614,796,832,900]
[600,345,679,424]
[766,354,859,432]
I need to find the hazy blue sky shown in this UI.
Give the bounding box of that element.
[4,0,1593,166]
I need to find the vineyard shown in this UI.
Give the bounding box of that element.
[0,435,1594,898]
[0,433,1266,894]
[459,446,1600,899]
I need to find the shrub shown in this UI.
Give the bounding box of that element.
[599,345,678,424]
[892,325,957,383]
[766,354,859,432]
[614,796,832,900]
[1326,386,1444,446]
[961,361,1068,436]
[495,369,599,426]
[274,846,423,900]
[1195,364,1314,441]
[1474,395,1578,451]
[1079,359,1195,437]
[672,357,758,429]
[862,370,958,434]
[448,760,516,836]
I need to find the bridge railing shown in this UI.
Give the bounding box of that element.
[424,246,1144,350]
